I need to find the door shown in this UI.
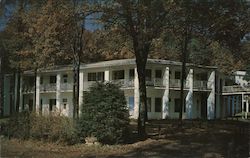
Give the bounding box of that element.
[49,99,56,112]
[28,99,33,111]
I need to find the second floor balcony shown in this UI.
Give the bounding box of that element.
[40,83,56,92]
[223,85,250,94]
[22,86,35,94]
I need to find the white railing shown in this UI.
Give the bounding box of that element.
[194,80,208,90]
[154,79,164,87]
[170,79,182,88]
[23,86,35,93]
[223,85,250,93]
[112,79,134,88]
[40,83,56,92]
[61,83,73,91]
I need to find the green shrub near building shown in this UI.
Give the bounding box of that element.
[78,82,130,144]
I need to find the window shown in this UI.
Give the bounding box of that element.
[88,73,96,81]
[50,76,56,84]
[40,76,43,84]
[88,72,104,81]
[129,69,135,80]
[63,98,67,109]
[28,77,34,86]
[63,74,68,83]
[146,69,152,81]
[155,70,162,78]
[174,98,181,112]
[128,97,134,112]
[97,72,104,81]
[147,98,151,112]
[112,70,124,80]
[155,98,162,112]
[175,71,181,79]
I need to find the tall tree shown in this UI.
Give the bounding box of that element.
[100,0,173,138]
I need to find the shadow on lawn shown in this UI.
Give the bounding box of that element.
[107,120,249,158]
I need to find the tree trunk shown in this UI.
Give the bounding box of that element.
[179,25,189,122]
[135,50,148,139]
[0,56,3,117]
[15,69,21,113]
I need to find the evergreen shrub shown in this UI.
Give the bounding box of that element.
[78,82,130,144]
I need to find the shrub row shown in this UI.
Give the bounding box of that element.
[1,82,130,145]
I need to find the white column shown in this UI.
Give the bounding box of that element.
[242,93,244,119]
[162,67,169,119]
[246,97,249,119]
[19,74,23,111]
[104,70,110,81]
[36,74,40,113]
[185,69,193,119]
[207,71,215,120]
[79,71,84,115]
[134,67,139,119]
[56,73,61,113]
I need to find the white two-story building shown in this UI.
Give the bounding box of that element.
[3,59,224,120]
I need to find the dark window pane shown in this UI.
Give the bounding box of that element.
[155,98,162,112]
[50,76,56,83]
[129,69,135,79]
[63,74,68,83]
[113,70,124,80]
[40,76,43,84]
[175,98,181,112]
[175,71,181,79]
[146,69,152,81]
[147,98,151,112]
[155,70,162,78]
[88,73,96,81]
[97,72,104,81]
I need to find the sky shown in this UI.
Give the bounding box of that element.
[0,2,102,32]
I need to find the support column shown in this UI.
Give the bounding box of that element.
[232,96,235,116]
[79,71,84,115]
[14,73,18,112]
[19,74,23,111]
[185,69,193,119]
[124,69,129,86]
[162,67,169,119]
[207,71,215,120]
[104,70,110,82]
[242,93,244,119]
[134,68,139,119]
[56,73,61,113]
[36,75,40,113]
[246,97,249,119]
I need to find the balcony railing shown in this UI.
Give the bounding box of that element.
[154,79,163,87]
[61,83,73,91]
[40,83,56,92]
[112,79,134,88]
[193,80,208,90]
[22,86,35,93]
[169,79,183,88]
[223,85,250,93]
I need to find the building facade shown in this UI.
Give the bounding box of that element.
[222,71,250,119]
[3,59,225,120]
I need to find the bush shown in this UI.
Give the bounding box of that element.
[4,111,78,144]
[78,82,130,144]
[7,111,31,139]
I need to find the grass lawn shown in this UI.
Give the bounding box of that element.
[1,120,249,158]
